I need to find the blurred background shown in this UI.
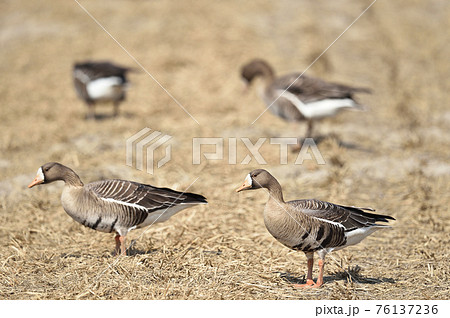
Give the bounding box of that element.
[0,0,449,299]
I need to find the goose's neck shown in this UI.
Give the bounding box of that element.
[259,65,275,83]
[63,168,84,187]
[266,178,284,203]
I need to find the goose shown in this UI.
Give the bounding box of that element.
[28,162,207,255]
[236,169,394,288]
[73,61,133,119]
[241,59,371,142]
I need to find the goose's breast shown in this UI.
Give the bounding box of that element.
[262,92,304,121]
[263,204,347,252]
[61,188,119,233]
[263,206,307,248]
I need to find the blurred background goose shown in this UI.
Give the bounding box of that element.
[236,169,394,288]
[73,61,133,119]
[28,162,207,255]
[241,59,371,144]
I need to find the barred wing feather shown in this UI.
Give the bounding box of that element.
[288,199,394,232]
[87,179,207,214]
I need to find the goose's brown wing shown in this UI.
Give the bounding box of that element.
[73,62,131,82]
[270,73,371,103]
[288,199,394,232]
[87,179,207,213]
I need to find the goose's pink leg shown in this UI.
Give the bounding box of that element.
[114,234,127,256]
[311,259,325,288]
[293,254,315,288]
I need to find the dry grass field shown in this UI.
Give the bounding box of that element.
[0,0,449,300]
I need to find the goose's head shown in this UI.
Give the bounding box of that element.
[240,59,275,87]
[236,169,276,192]
[28,162,69,188]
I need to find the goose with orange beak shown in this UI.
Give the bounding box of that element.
[236,169,394,288]
[28,167,45,188]
[28,162,207,255]
[236,173,255,192]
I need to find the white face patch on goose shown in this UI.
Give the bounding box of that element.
[36,167,45,183]
[245,174,253,186]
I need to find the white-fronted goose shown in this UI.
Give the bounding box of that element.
[241,59,371,140]
[73,61,132,119]
[28,162,207,255]
[236,169,394,288]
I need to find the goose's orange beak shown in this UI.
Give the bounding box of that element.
[236,179,252,192]
[28,175,44,188]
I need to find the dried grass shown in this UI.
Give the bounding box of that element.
[0,0,449,299]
